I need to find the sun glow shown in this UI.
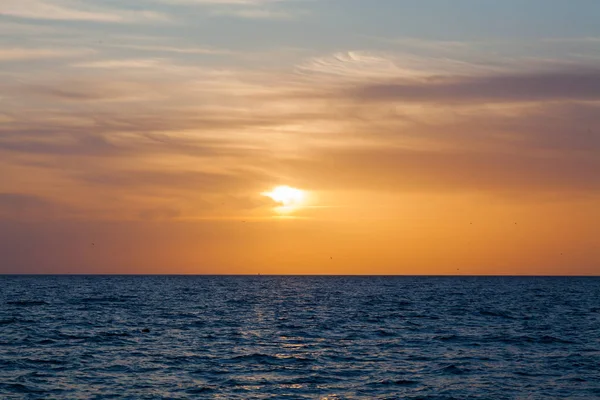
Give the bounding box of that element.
[262,185,306,213]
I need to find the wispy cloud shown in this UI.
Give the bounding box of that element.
[1,0,169,23]
[209,7,298,19]
[350,68,600,103]
[156,0,308,19]
[0,193,71,220]
[71,59,168,69]
[297,51,509,82]
[105,44,233,55]
[0,47,93,61]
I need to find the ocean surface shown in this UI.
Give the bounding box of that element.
[1,276,599,399]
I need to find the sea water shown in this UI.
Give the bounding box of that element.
[1,275,599,399]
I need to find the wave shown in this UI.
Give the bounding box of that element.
[228,353,313,366]
[6,300,48,306]
[69,296,131,305]
[0,383,46,394]
[478,309,516,319]
[371,379,420,386]
[437,365,470,375]
[471,334,578,346]
[185,386,218,394]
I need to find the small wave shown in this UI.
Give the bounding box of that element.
[371,379,419,386]
[230,353,280,363]
[493,335,576,345]
[479,309,515,319]
[364,316,386,323]
[285,375,341,385]
[226,298,252,305]
[70,297,130,304]
[164,354,214,365]
[565,377,587,382]
[375,329,397,337]
[186,386,218,394]
[56,332,90,341]
[515,371,540,377]
[409,314,440,320]
[25,358,68,366]
[0,383,45,394]
[6,300,48,306]
[326,354,363,363]
[99,332,132,338]
[407,354,433,361]
[67,331,134,344]
[101,364,132,373]
[228,353,312,366]
[438,365,469,375]
[341,333,366,340]
[434,334,469,343]
[538,335,576,344]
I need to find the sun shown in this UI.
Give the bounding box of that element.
[262,185,305,212]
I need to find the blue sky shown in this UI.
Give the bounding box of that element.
[3,1,600,58]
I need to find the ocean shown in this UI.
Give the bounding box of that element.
[1,275,599,399]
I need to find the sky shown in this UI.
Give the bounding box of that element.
[1,0,599,275]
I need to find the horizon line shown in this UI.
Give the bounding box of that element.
[1,274,599,277]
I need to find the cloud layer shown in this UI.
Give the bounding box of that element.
[1,1,599,273]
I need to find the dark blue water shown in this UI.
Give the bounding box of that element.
[1,276,599,399]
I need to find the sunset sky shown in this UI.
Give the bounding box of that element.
[1,0,599,275]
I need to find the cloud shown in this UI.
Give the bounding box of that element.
[156,0,307,19]
[76,169,272,194]
[0,132,121,157]
[280,145,600,195]
[2,42,600,227]
[138,206,181,221]
[71,59,167,69]
[353,68,600,103]
[104,44,232,55]
[209,7,297,19]
[0,193,69,220]
[0,47,93,62]
[1,0,169,23]
[297,51,510,82]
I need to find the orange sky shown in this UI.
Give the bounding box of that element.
[1,1,600,275]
